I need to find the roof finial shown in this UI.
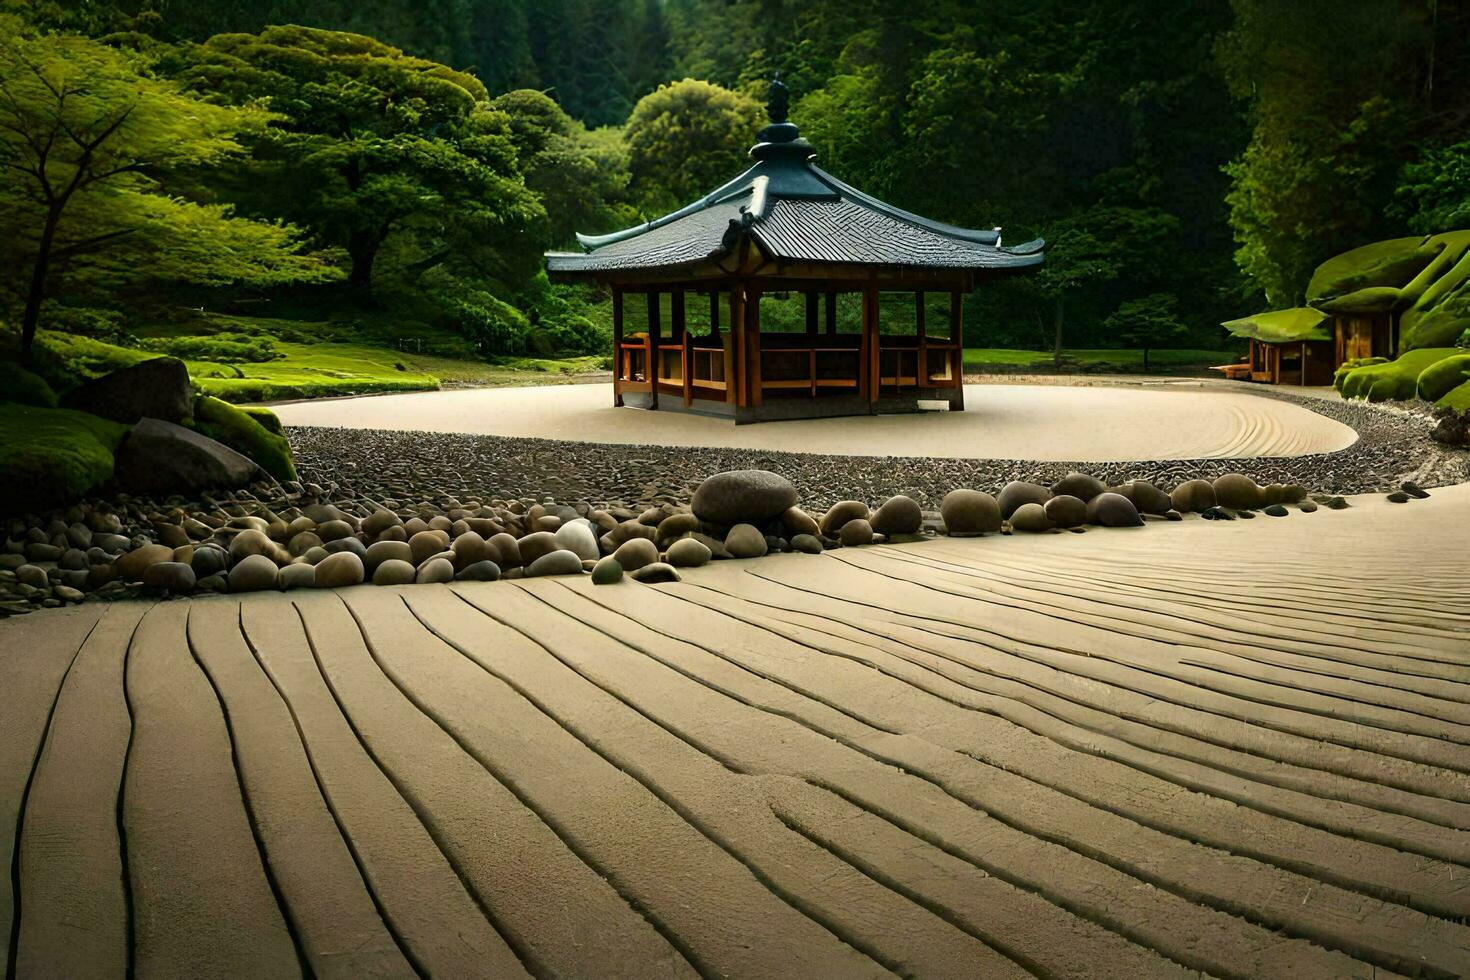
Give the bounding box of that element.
[766,72,789,124]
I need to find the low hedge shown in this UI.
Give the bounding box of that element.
[1336,348,1459,401]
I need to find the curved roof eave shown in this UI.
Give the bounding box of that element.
[574,165,763,251]
[808,164,1002,246]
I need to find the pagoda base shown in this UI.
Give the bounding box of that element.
[620,388,963,424]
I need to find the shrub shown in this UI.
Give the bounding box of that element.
[1337,348,1460,401]
[139,333,283,363]
[191,395,297,482]
[0,361,59,407]
[1416,354,1470,402]
[0,404,127,516]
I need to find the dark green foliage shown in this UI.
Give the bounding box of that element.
[1391,141,1470,234]
[139,333,283,362]
[191,395,297,481]
[1101,294,1190,370]
[0,403,126,515]
[0,361,59,407]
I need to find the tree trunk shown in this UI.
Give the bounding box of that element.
[19,203,64,366]
[1143,347,1151,372]
[1052,294,1064,369]
[346,229,381,292]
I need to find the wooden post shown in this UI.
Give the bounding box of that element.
[647,290,660,410]
[748,283,763,408]
[950,289,965,410]
[673,289,691,406]
[915,290,926,387]
[862,278,879,405]
[728,285,743,406]
[611,287,624,407]
[805,291,818,337]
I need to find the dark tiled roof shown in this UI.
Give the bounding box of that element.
[546,122,1043,277]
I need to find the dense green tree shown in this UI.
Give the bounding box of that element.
[0,21,332,361]
[176,25,544,293]
[1102,293,1189,371]
[624,78,763,213]
[1391,140,1470,234]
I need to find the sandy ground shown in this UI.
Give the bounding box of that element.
[3,484,1468,977]
[271,382,1358,461]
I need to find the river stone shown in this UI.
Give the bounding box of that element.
[1263,504,1290,516]
[373,559,416,585]
[688,532,732,560]
[490,532,522,568]
[997,481,1050,519]
[1200,506,1234,521]
[517,531,561,565]
[1297,500,1318,513]
[555,520,600,561]
[313,519,351,543]
[156,524,188,549]
[1125,481,1173,516]
[871,495,922,536]
[450,531,492,569]
[790,534,823,554]
[613,537,659,571]
[141,560,196,593]
[114,418,261,495]
[456,560,501,582]
[655,513,700,545]
[1386,491,1411,503]
[666,538,711,568]
[591,557,623,584]
[1213,473,1262,509]
[362,510,401,537]
[191,545,227,578]
[414,557,455,584]
[324,537,367,560]
[1087,492,1144,528]
[691,470,799,526]
[725,523,768,558]
[288,531,323,557]
[820,501,870,537]
[229,528,273,562]
[1043,494,1088,528]
[838,519,874,547]
[1050,472,1107,502]
[409,530,450,565]
[1170,479,1216,513]
[229,554,279,592]
[631,562,681,584]
[117,543,175,581]
[779,507,820,539]
[278,563,317,590]
[15,564,49,588]
[526,549,585,577]
[315,551,365,588]
[60,356,193,424]
[941,490,1001,536]
[54,585,85,603]
[1008,503,1052,532]
[364,539,412,575]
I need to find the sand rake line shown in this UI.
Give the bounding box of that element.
[237,604,425,979]
[183,607,313,979]
[290,600,534,979]
[6,609,105,980]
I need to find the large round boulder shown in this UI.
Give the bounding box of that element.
[1170,479,1216,513]
[1086,492,1144,527]
[456,560,501,582]
[142,561,196,593]
[838,519,874,547]
[591,557,623,584]
[725,523,768,559]
[630,562,681,584]
[554,520,600,561]
[666,538,712,568]
[1043,495,1088,528]
[1009,503,1051,532]
[228,554,279,592]
[315,551,365,588]
[780,507,820,539]
[691,470,799,526]
[113,419,262,495]
[941,489,1001,536]
[525,549,585,577]
[372,559,416,585]
[1050,472,1107,502]
[117,543,175,581]
[278,563,317,590]
[60,356,193,424]
[1213,473,1262,510]
[414,557,455,584]
[516,531,561,565]
[871,495,922,536]
[997,481,1050,519]
[612,537,659,571]
[1125,481,1173,516]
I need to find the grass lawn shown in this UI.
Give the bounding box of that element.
[962,348,1241,372]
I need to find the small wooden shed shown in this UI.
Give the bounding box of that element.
[545,79,1044,422]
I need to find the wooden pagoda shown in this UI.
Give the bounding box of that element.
[546,79,1045,422]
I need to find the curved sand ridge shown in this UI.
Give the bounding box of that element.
[272,382,1359,462]
[4,485,1469,977]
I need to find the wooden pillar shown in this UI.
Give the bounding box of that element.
[805,291,819,337]
[825,290,837,336]
[647,290,660,410]
[611,287,624,407]
[950,289,965,410]
[727,285,743,406]
[862,278,879,405]
[747,283,763,408]
[673,289,691,407]
[915,290,926,387]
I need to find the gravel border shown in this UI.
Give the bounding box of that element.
[286,382,1468,513]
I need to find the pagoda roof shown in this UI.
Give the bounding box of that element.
[546,111,1043,279]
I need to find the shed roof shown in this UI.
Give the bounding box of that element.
[546,101,1044,279]
[1222,307,1332,344]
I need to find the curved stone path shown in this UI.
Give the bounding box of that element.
[4,486,1468,977]
[272,382,1359,462]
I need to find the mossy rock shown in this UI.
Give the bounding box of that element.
[242,405,285,435]
[1314,286,1401,315]
[1416,353,1470,402]
[1333,356,1387,393]
[191,395,297,482]
[1438,379,1470,411]
[0,361,59,408]
[0,403,127,516]
[1337,349,1459,402]
[1306,237,1442,304]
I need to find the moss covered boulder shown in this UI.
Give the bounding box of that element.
[0,404,126,515]
[192,396,297,482]
[1337,348,1459,402]
[0,362,59,408]
[1416,354,1470,403]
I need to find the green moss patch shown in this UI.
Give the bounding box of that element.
[1336,348,1460,401]
[0,362,59,408]
[0,404,127,516]
[1306,236,1443,304]
[1438,379,1470,411]
[191,395,297,482]
[1416,353,1470,402]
